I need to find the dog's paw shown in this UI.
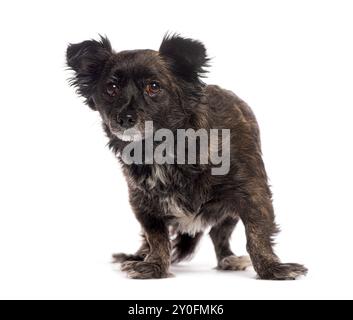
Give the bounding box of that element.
[120,261,171,279]
[217,255,252,271]
[258,262,308,280]
[112,253,144,264]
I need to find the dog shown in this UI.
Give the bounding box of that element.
[66,34,307,280]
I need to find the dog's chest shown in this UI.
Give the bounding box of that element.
[128,164,207,236]
[159,194,205,236]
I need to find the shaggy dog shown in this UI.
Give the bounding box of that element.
[66,34,307,280]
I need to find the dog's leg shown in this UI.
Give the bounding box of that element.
[240,195,307,280]
[172,232,203,264]
[120,217,171,279]
[210,216,252,271]
[112,234,150,263]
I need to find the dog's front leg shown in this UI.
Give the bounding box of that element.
[121,214,172,279]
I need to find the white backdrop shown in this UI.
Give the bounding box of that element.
[0,0,352,300]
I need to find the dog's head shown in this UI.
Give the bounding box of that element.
[66,34,208,141]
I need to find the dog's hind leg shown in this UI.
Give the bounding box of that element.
[112,233,150,263]
[210,216,252,271]
[171,232,203,264]
[240,195,307,280]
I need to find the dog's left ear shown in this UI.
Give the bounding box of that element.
[159,34,209,83]
[66,35,112,110]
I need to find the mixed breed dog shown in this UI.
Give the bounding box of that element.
[66,34,307,280]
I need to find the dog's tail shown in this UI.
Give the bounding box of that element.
[171,232,203,264]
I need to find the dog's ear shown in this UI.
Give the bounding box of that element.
[66,35,112,110]
[159,34,209,83]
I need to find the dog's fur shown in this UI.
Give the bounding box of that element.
[66,34,307,280]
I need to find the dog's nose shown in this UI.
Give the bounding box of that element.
[117,113,136,129]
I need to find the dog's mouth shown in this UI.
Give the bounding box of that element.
[110,126,144,142]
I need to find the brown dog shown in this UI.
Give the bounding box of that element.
[66,34,307,280]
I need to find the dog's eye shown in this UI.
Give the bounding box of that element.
[106,83,119,97]
[145,81,161,97]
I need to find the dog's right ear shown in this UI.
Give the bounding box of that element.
[66,35,112,110]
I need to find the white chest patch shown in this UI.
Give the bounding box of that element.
[174,214,205,236]
[161,196,205,236]
[145,165,206,236]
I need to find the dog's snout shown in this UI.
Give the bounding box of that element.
[117,113,136,129]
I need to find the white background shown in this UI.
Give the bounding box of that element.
[0,0,352,300]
